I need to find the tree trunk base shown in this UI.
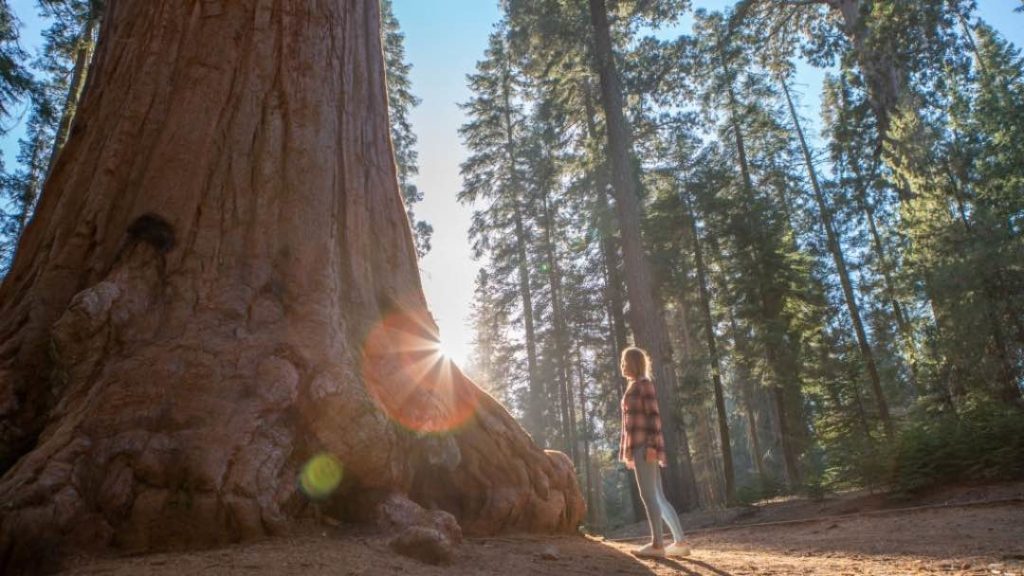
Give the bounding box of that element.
[0,247,584,574]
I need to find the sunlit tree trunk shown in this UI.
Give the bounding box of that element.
[0,1,582,571]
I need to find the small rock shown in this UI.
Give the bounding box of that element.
[390,526,455,566]
[321,515,341,528]
[539,546,560,561]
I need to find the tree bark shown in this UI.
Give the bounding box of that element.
[0,1,582,571]
[779,0,903,148]
[587,0,697,510]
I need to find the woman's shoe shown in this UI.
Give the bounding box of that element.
[633,543,666,558]
[665,542,691,557]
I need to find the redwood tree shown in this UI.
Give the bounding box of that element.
[0,1,582,571]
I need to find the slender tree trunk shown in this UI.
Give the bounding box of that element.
[587,0,697,510]
[855,181,923,393]
[597,190,629,376]
[0,2,582,571]
[730,313,768,484]
[584,83,644,520]
[511,201,545,445]
[540,194,576,462]
[582,83,630,379]
[566,369,578,465]
[833,73,923,395]
[576,350,594,523]
[682,191,735,504]
[780,77,893,438]
[500,59,545,447]
[724,74,802,487]
[593,464,607,530]
[46,5,100,177]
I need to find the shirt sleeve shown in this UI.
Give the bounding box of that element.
[640,380,660,420]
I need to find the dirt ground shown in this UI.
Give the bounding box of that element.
[59,483,1024,576]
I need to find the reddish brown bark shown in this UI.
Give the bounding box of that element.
[0,1,582,572]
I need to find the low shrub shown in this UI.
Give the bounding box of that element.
[889,399,1024,494]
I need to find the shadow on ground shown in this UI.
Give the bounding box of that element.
[59,530,658,576]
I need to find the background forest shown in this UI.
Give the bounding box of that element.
[0,0,1022,534]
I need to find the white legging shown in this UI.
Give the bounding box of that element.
[632,446,684,545]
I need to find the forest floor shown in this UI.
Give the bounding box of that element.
[60,482,1024,576]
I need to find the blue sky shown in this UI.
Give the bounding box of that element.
[2,1,1023,365]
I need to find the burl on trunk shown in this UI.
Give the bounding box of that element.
[0,0,583,571]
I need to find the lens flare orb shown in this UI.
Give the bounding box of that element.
[299,453,343,499]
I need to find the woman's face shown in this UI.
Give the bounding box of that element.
[620,359,632,378]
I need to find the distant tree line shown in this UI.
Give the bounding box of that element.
[460,0,1024,527]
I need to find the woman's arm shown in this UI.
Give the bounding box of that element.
[640,380,663,462]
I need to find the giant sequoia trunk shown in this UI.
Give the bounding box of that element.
[0,0,583,570]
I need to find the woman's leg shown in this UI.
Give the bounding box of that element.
[653,466,685,542]
[632,447,664,547]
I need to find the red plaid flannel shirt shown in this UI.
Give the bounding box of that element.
[619,377,666,469]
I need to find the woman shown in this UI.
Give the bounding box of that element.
[619,346,690,558]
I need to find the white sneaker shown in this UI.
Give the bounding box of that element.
[633,543,666,558]
[665,542,691,557]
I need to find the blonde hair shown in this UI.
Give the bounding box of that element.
[620,346,651,380]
